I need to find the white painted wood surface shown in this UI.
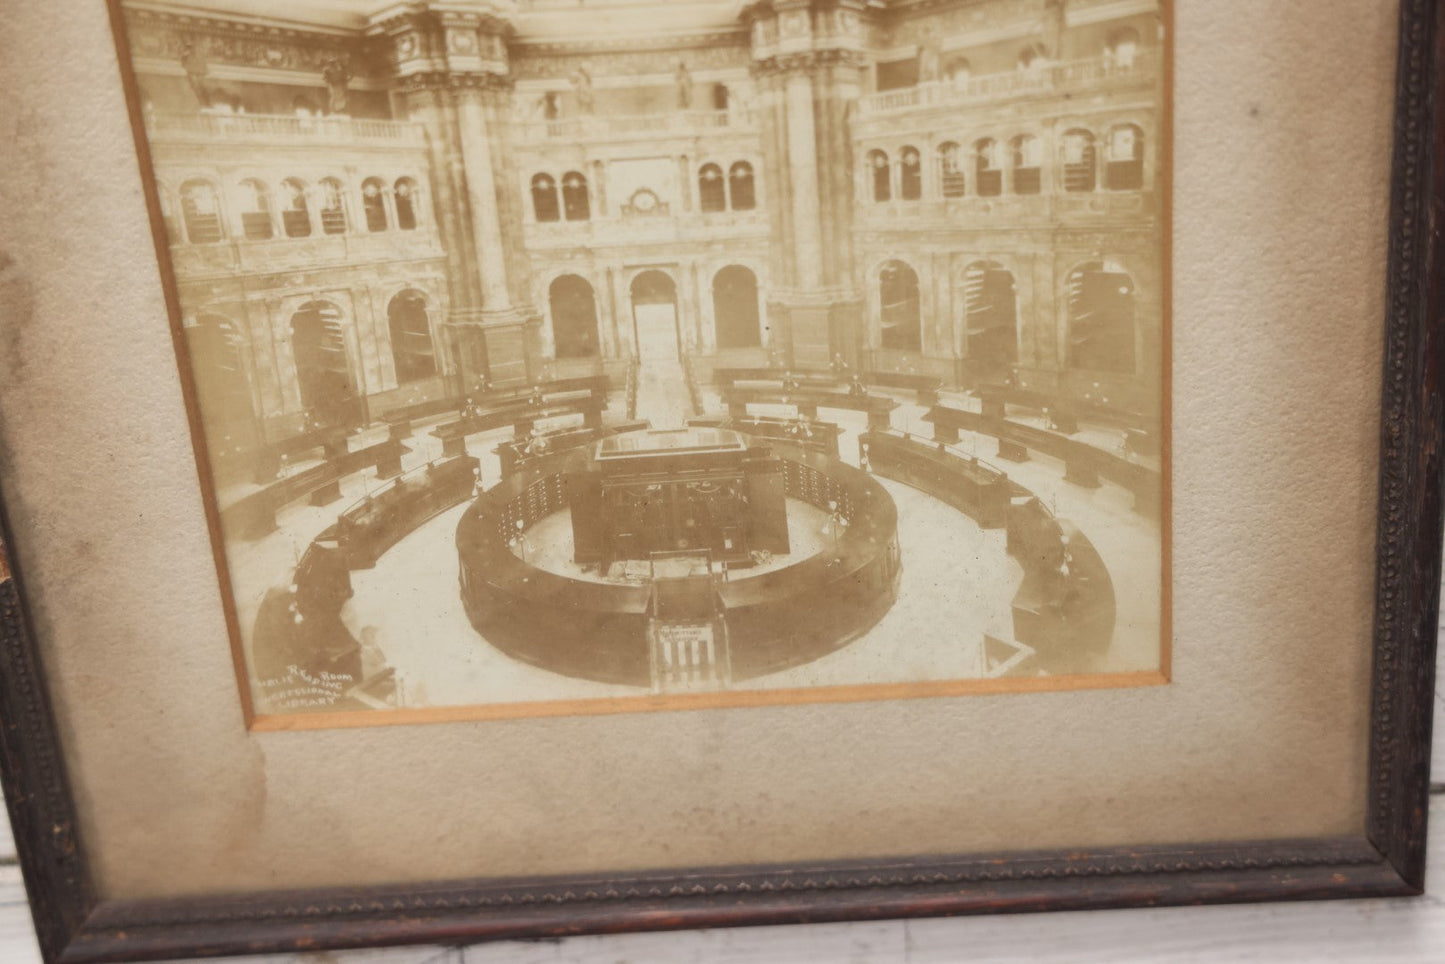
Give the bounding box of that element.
[1,618,1441,961]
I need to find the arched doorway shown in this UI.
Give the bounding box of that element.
[961,261,1018,379]
[712,265,761,349]
[290,301,359,427]
[878,260,921,352]
[1066,260,1136,373]
[387,290,437,383]
[189,313,259,456]
[549,274,600,359]
[630,270,680,362]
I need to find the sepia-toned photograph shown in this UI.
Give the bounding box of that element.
[112,0,1169,724]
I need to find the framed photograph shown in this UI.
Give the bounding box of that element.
[0,0,1438,961]
[109,0,1171,731]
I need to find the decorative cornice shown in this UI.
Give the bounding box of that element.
[123,1,367,38]
[394,70,514,93]
[753,48,868,77]
[123,5,381,77]
[512,30,748,57]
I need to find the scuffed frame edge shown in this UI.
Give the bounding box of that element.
[0,0,1438,960]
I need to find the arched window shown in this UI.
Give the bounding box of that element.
[531,173,560,222]
[388,290,437,383]
[561,171,590,221]
[189,314,258,455]
[281,179,311,238]
[712,265,761,349]
[1107,28,1141,70]
[319,178,347,234]
[899,146,922,201]
[1011,135,1042,195]
[290,300,358,426]
[878,260,921,352]
[974,138,1002,197]
[237,179,274,240]
[549,274,600,359]
[394,177,419,230]
[1062,129,1097,192]
[961,261,1018,375]
[868,150,891,203]
[361,177,388,232]
[1105,124,1145,190]
[181,180,224,244]
[944,57,971,86]
[698,163,726,212]
[938,142,965,198]
[1067,260,1136,373]
[729,161,756,210]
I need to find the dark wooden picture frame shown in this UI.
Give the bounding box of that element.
[0,0,1441,961]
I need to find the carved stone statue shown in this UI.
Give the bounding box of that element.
[675,61,693,110]
[179,41,211,109]
[917,42,940,83]
[322,58,352,115]
[571,65,595,115]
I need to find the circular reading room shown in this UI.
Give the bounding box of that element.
[131,0,1167,714]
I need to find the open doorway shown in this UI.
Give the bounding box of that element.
[630,269,680,362]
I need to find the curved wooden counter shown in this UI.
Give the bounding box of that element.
[860,430,1116,675]
[456,439,901,687]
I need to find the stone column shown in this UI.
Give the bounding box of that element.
[690,260,706,350]
[594,271,615,358]
[455,88,514,314]
[932,251,951,360]
[608,265,632,358]
[591,159,608,216]
[306,188,323,237]
[678,154,694,212]
[921,137,938,200]
[783,70,823,290]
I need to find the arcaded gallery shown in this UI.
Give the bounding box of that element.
[120,0,1167,717]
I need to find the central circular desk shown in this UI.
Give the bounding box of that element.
[456,430,901,688]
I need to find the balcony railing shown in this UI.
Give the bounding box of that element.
[858,50,1161,116]
[512,109,754,142]
[144,111,427,147]
[855,190,1155,226]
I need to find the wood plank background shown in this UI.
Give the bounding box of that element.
[1,646,1440,962]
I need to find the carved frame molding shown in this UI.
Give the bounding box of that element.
[0,1,1440,960]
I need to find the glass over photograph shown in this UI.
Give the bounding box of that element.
[114,0,1170,725]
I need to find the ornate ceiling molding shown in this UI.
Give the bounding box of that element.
[124,5,383,77]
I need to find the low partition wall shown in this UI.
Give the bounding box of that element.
[687,414,844,459]
[456,439,901,688]
[335,456,482,569]
[859,430,1116,675]
[220,437,407,542]
[858,430,1011,529]
[495,420,650,479]
[926,403,1161,516]
[249,454,483,711]
[1005,498,1116,674]
[721,388,898,431]
[432,396,606,457]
